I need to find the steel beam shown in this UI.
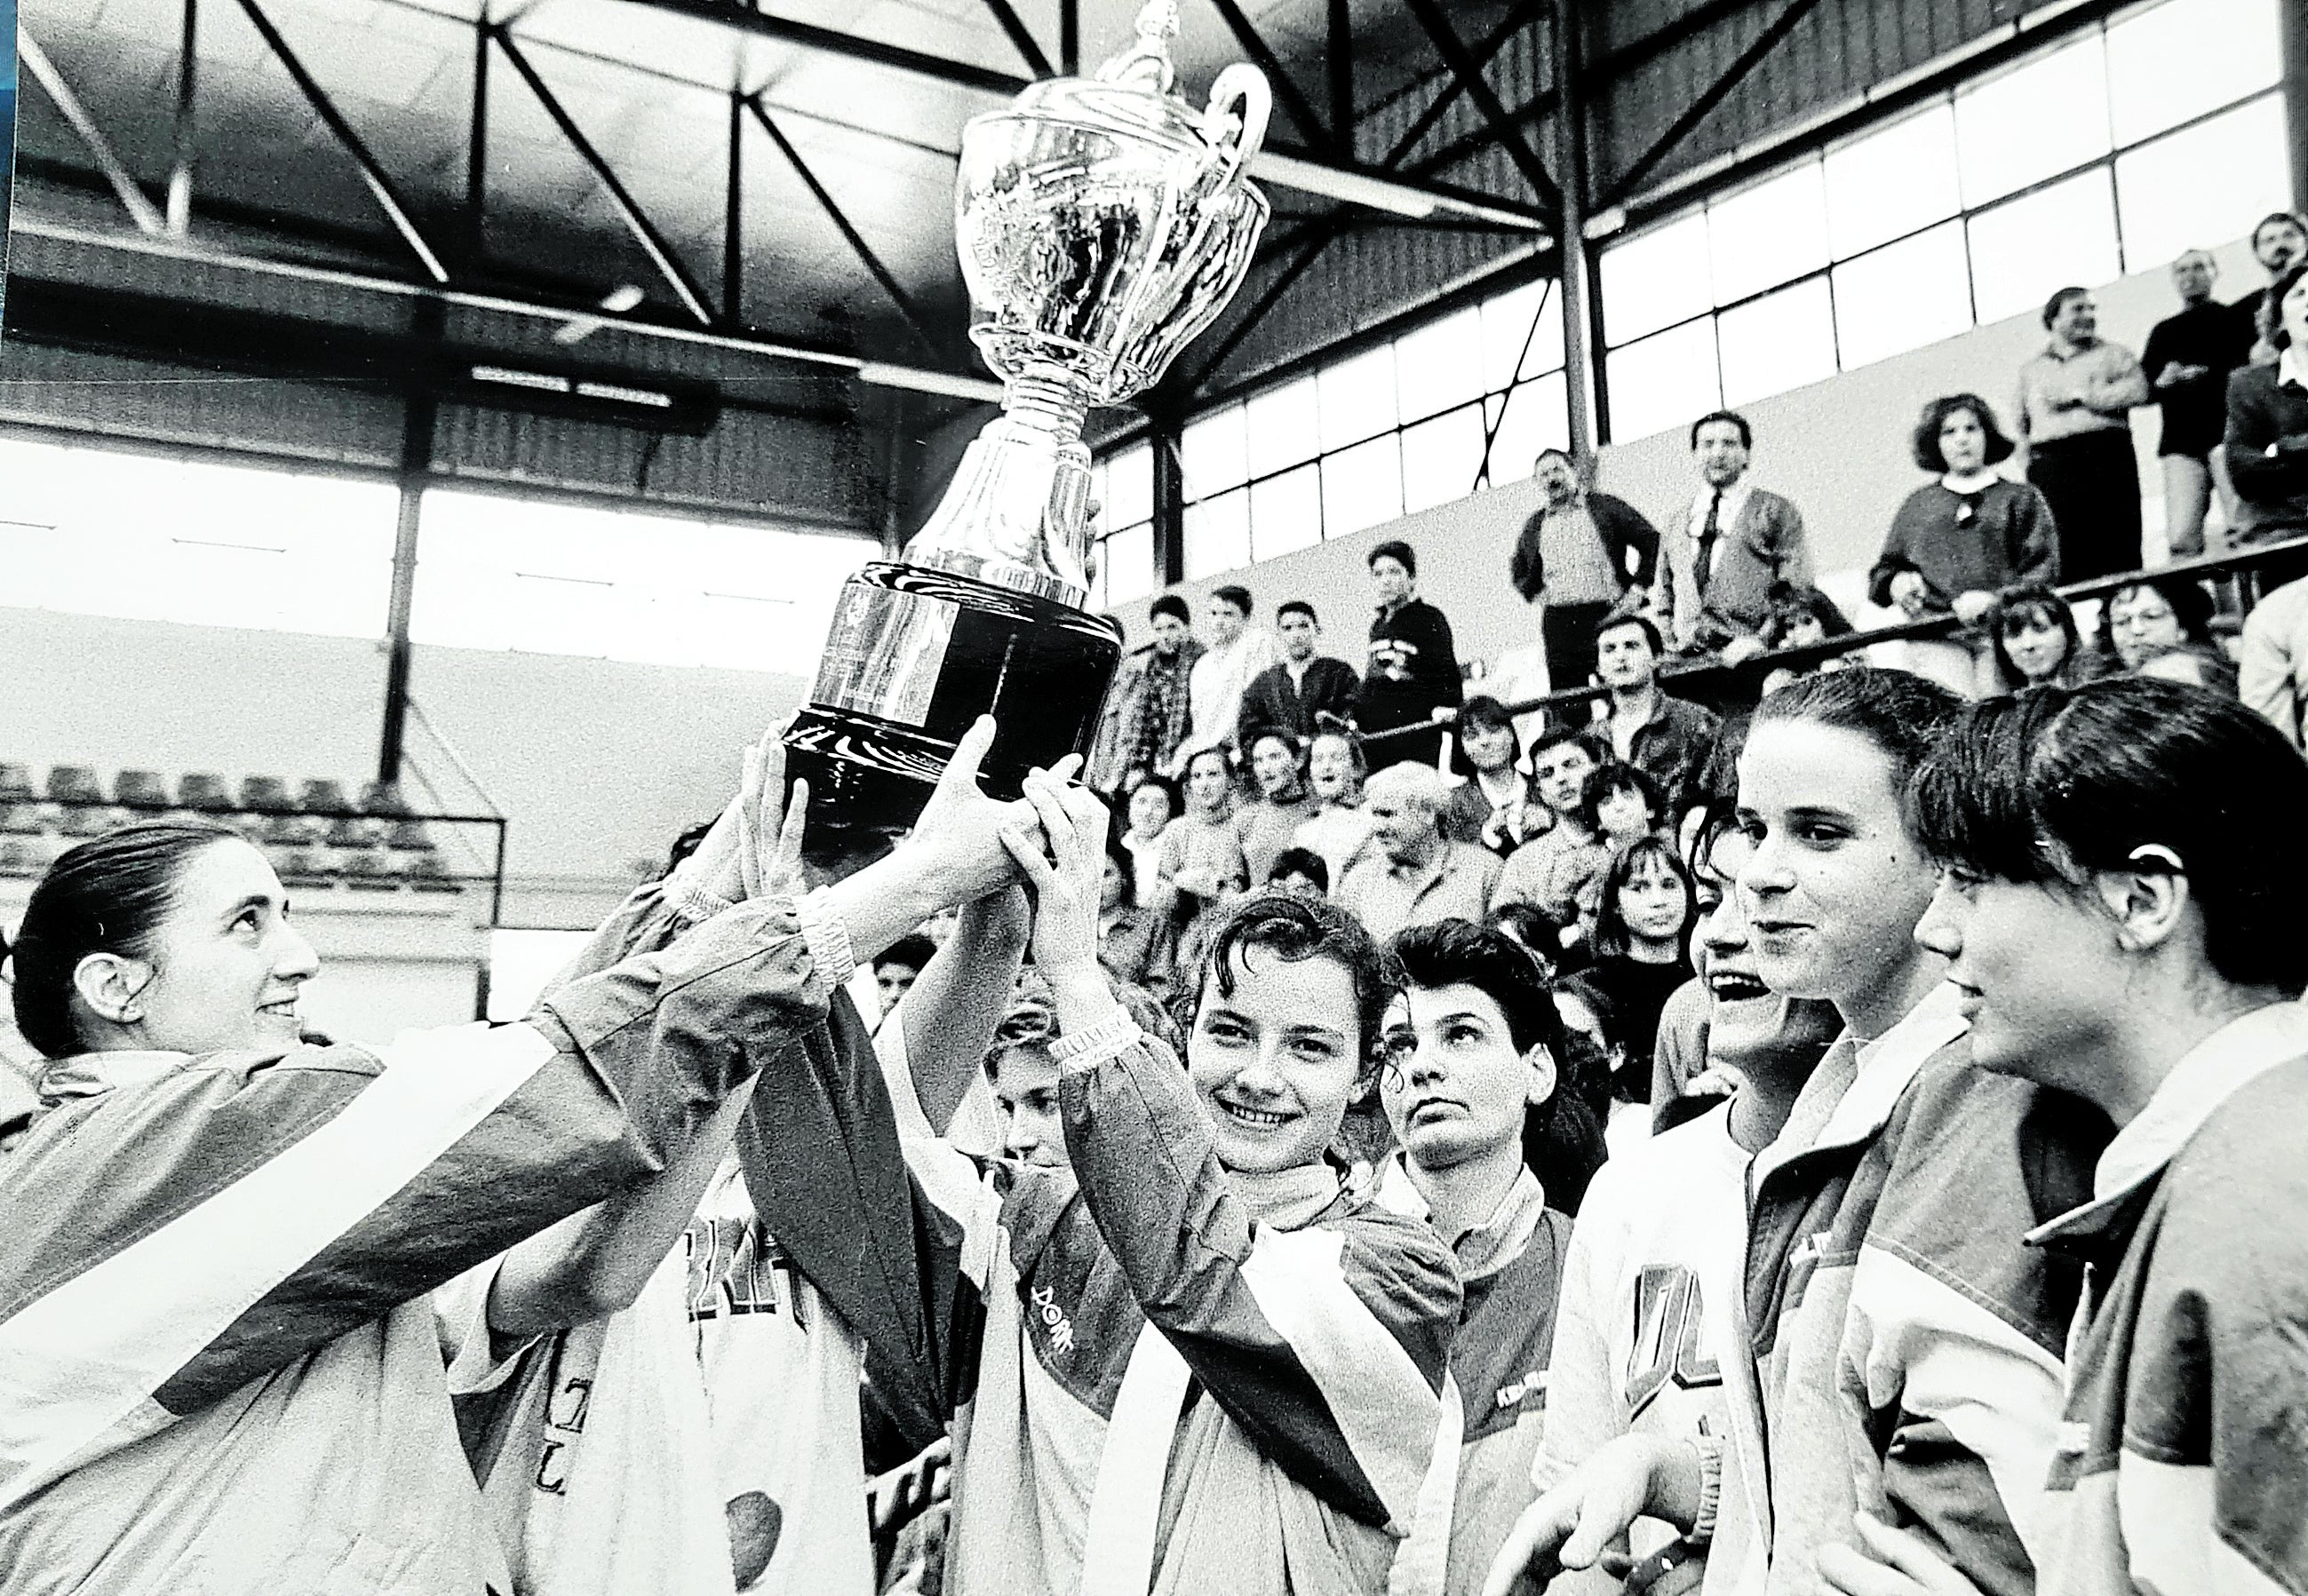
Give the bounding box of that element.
[1381,0,1544,171]
[606,0,1031,97]
[1551,0,1598,454]
[234,0,450,283]
[2280,0,2308,213]
[1328,0,1353,154]
[1206,0,1336,155]
[724,89,744,326]
[490,26,716,325]
[169,0,197,233]
[1150,409,1186,586]
[747,98,944,358]
[1403,0,1561,213]
[378,385,434,788]
[466,12,489,258]
[1597,0,1826,210]
[18,33,168,235]
[978,0,1053,78]
[1173,221,1345,400]
[1060,0,1079,75]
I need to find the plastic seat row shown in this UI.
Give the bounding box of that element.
[0,765,417,817]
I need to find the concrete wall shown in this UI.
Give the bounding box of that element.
[1110,238,2263,678]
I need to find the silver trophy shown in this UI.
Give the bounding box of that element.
[784,0,1273,833]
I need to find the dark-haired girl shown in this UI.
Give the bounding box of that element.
[774,775,1464,1596]
[1871,394,2059,695]
[1987,581,2093,693]
[1490,668,2105,1596]
[1233,731,1317,885]
[1444,697,1540,857]
[1375,920,1606,1595]
[1580,837,1697,1128]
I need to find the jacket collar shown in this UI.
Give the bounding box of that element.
[1373,1153,1548,1279]
[2029,1000,2308,1249]
[2281,344,2308,393]
[38,1050,197,1102]
[1689,477,1756,531]
[1755,981,1968,1183]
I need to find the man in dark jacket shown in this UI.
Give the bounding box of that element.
[2225,258,2308,543]
[1595,613,1720,820]
[1238,599,1359,751]
[1510,449,1660,695]
[1357,540,1463,771]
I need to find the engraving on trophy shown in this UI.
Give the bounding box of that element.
[785,0,1273,831]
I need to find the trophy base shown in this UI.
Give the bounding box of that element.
[784,562,1123,839]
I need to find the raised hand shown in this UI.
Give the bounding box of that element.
[999,767,1110,980]
[897,718,1080,911]
[1481,1433,1688,1596]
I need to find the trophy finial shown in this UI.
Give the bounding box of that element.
[1095,0,1180,94]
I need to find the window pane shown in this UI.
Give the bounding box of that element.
[1394,305,1486,425]
[1401,403,1488,513]
[1250,465,1323,560]
[1717,278,1839,406]
[1484,376,1568,487]
[1707,161,1830,306]
[1183,489,1249,579]
[1825,103,1962,259]
[1599,210,1713,345]
[1481,280,1564,389]
[1181,402,1249,500]
[1954,34,2113,207]
[1104,441,1152,528]
[1102,521,1155,607]
[1317,344,1399,451]
[1320,435,1404,538]
[2115,94,2291,274]
[2106,0,2279,147]
[1246,376,1321,478]
[1604,319,1721,444]
[1833,221,1975,368]
[1967,169,2121,325]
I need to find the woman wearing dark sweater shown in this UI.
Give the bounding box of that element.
[1870,393,2058,695]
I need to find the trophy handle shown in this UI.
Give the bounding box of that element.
[1200,65,1271,183]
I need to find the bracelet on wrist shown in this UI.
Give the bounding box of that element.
[1682,1432,1723,1549]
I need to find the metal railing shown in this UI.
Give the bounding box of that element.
[1361,530,2308,753]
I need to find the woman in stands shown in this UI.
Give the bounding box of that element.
[1118,773,1177,905]
[1579,836,1696,1127]
[1531,806,1842,1594]
[1374,919,1604,1595]
[1486,669,2104,1596]
[1152,747,1248,986]
[1444,695,1541,857]
[1871,393,2059,695]
[1293,727,1377,888]
[1986,580,2093,692]
[0,802,867,1592]
[1233,731,1317,886]
[816,775,1461,1596]
[2099,574,2235,693]
[1756,582,1858,696]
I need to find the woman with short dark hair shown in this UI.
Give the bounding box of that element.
[1444,695,1540,857]
[2100,573,2236,695]
[1986,580,2093,692]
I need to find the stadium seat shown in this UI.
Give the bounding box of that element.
[239,776,295,814]
[402,847,459,892]
[359,781,413,817]
[326,814,379,849]
[0,838,39,877]
[115,770,171,810]
[262,813,321,847]
[47,766,105,806]
[386,818,434,851]
[179,773,233,812]
[340,850,397,891]
[299,779,352,814]
[0,764,36,805]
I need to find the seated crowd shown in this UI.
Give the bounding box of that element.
[4,216,2308,1596]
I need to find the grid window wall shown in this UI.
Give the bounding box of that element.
[1094,279,1570,589]
[1596,0,2289,440]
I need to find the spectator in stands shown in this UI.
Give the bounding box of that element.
[1293,728,1375,889]
[1488,901,1576,982]
[1586,762,1667,854]
[1238,599,1359,750]
[1986,581,2093,693]
[1357,540,1464,769]
[1873,393,2058,696]
[2143,249,2254,557]
[1581,837,1696,1118]
[2239,210,2307,362]
[2240,570,2308,746]
[1119,773,1176,903]
[1150,749,1247,982]
[1874,679,2308,1596]
[1371,920,1598,1594]
[1175,584,1279,773]
[1510,449,1661,695]
[1659,410,1813,658]
[1494,727,1610,920]
[2100,575,2235,695]
[1757,582,1858,695]
[1443,695,1541,857]
[1334,762,1501,941]
[2224,258,2308,541]
[2015,286,2151,583]
[1232,731,1317,885]
[1595,613,1722,818]
[1091,594,1201,792]
[873,933,938,1013]
[1264,846,1328,901]
[1099,822,1159,993]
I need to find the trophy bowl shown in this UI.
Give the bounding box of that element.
[784,2,1272,842]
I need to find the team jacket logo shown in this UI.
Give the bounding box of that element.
[1495,1370,1548,1410]
[1624,1265,1722,1421]
[682,1215,808,1328]
[1030,1284,1077,1355]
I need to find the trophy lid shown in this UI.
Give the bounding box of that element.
[1004,1,1232,155]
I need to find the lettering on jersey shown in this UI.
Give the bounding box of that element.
[1623,1265,1721,1422]
[681,1213,809,1328]
[1030,1283,1077,1356]
[1495,1369,1548,1412]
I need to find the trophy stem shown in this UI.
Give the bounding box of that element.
[1003,367,1093,441]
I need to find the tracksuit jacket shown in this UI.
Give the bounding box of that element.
[2027,1000,2308,1596]
[1728,982,2105,1596]
[754,1016,1467,1596]
[0,901,829,1594]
